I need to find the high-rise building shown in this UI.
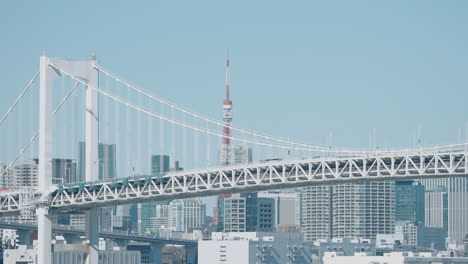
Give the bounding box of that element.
[53,159,77,184]
[301,186,332,241]
[149,204,170,231]
[78,142,116,181]
[79,142,117,231]
[243,193,275,232]
[217,194,246,232]
[139,200,170,233]
[168,199,206,232]
[13,162,38,188]
[33,158,77,184]
[218,146,253,166]
[420,178,468,242]
[218,193,275,233]
[301,182,395,241]
[258,190,300,227]
[395,181,425,225]
[99,143,117,180]
[139,155,173,233]
[0,164,14,188]
[425,187,448,236]
[151,155,170,176]
[215,147,253,227]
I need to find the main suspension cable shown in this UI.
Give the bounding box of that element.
[0,72,39,127]
[0,81,80,179]
[95,65,356,152]
[54,63,361,153]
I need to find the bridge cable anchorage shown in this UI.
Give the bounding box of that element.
[94,65,362,153]
[50,63,364,154]
[0,71,39,127]
[0,81,80,180]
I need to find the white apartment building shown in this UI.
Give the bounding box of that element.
[302,182,395,241]
[168,199,205,232]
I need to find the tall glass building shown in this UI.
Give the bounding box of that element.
[395,181,425,225]
[151,155,170,176]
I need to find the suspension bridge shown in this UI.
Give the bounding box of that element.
[0,55,466,263]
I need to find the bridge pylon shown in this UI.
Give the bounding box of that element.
[37,55,99,264]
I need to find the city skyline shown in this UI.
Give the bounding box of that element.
[1,1,468,264]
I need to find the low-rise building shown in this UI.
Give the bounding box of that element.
[199,232,312,264]
[323,251,468,264]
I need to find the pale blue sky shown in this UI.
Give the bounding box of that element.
[1,0,468,156]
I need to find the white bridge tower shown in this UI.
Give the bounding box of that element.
[38,55,99,264]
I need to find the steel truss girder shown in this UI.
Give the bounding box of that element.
[0,151,467,215]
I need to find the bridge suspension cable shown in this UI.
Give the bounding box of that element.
[95,65,361,153]
[59,63,468,156]
[0,81,80,179]
[52,63,364,154]
[0,72,39,127]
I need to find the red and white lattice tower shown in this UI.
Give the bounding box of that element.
[214,50,233,227]
[221,49,232,166]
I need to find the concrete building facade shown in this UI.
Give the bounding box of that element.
[199,232,312,264]
[302,182,395,241]
[420,178,468,242]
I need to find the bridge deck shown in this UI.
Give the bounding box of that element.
[0,150,467,215]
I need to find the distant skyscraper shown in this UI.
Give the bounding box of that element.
[425,187,449,236]
[395,181,425,225]
[52,159,77,184]
[217,146,253,166]
[420,178,468,242]
[0,164,14,188]
[79,142,117,231]
[301,182,395,241]
[233,146,253,165]
[78,142,116,181]
[168,199,206,232]
[139,155,173,233]
[149,204,170,231]
[12,162,38,188]
[151,155,170,175]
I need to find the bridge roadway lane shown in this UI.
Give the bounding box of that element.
[0,221,197,246]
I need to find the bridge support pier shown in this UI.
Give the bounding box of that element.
[186,245,197,264]
[150,243,164,264]
[36,207,52,264]
[85,208,99,264]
